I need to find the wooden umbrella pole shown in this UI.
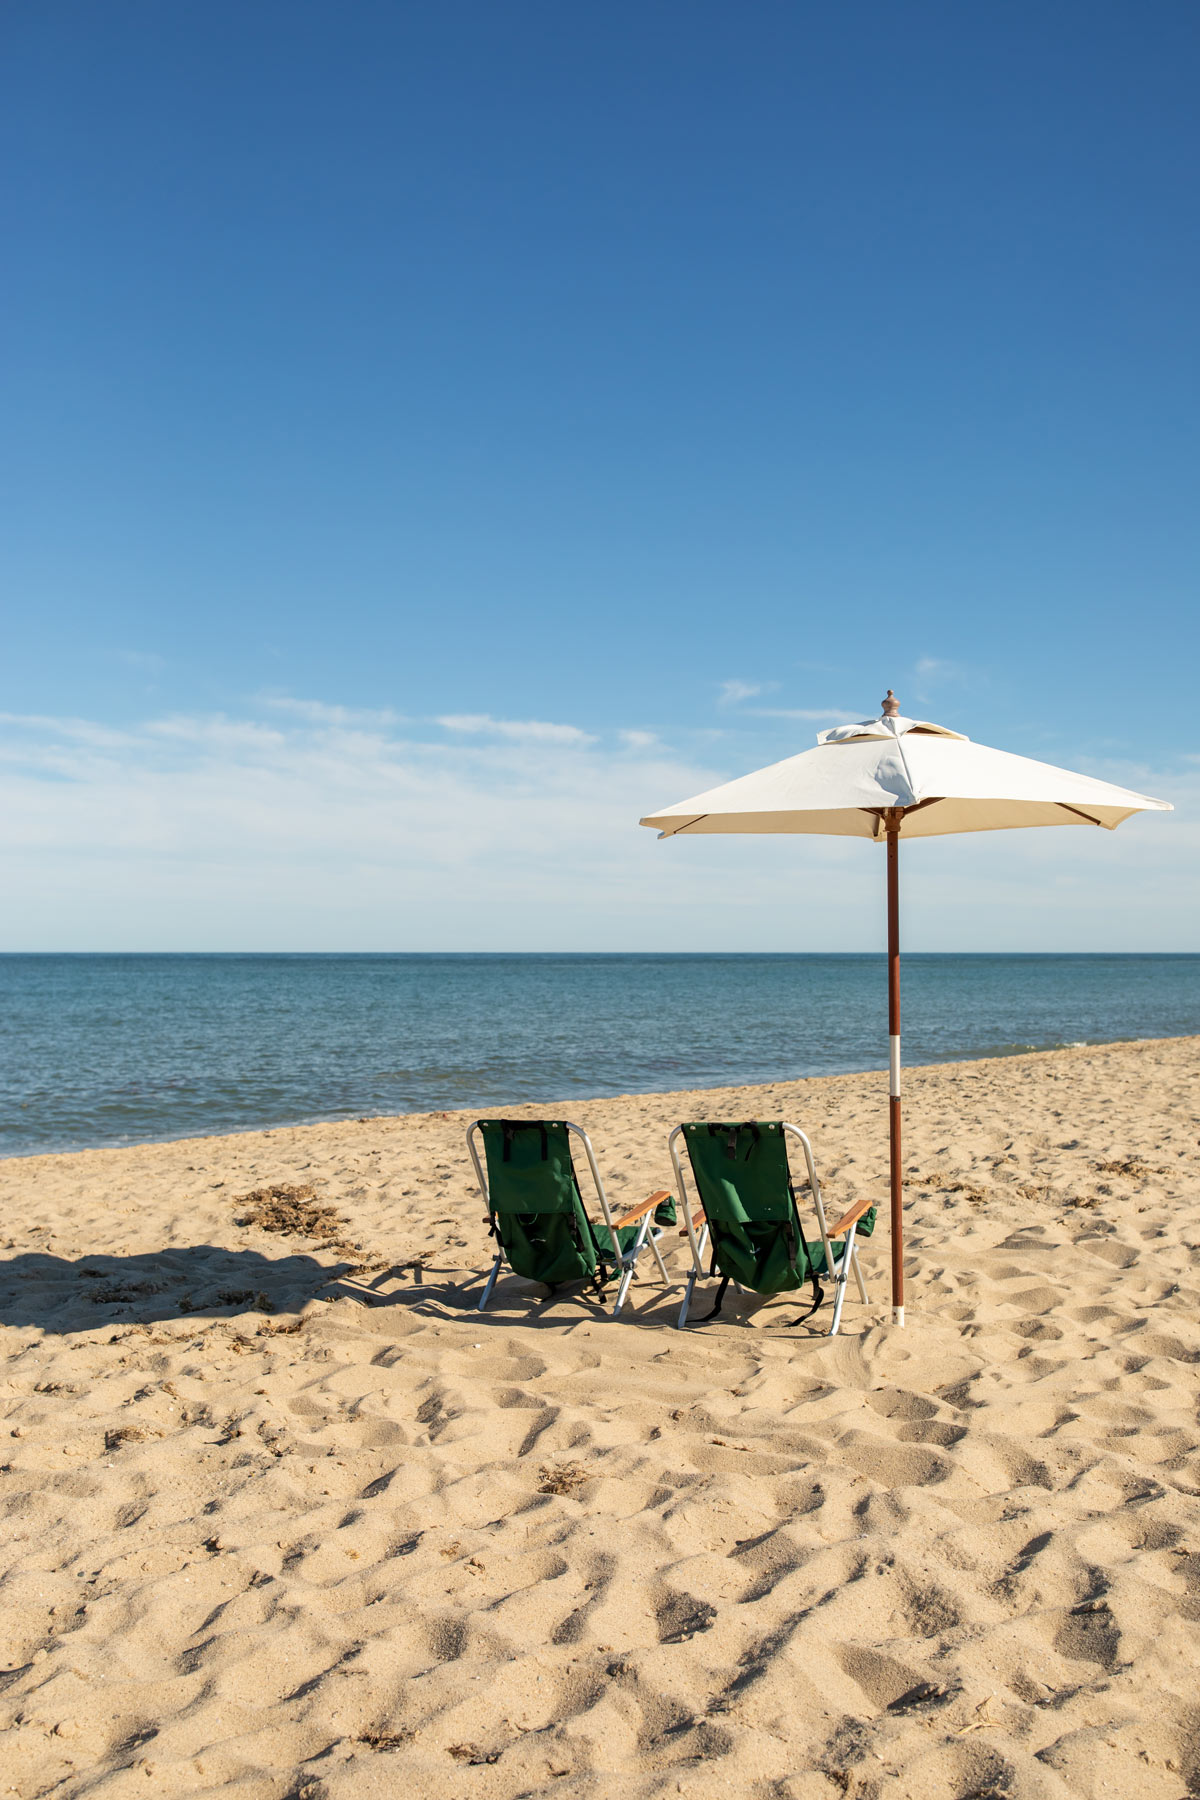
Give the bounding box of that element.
[887,822,904,1326]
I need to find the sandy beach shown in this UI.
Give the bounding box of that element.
[2,1035,1199,1799]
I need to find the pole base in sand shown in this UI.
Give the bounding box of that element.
[892,1305,905,1328]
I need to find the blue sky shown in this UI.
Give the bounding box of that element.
[1,2,1196,950]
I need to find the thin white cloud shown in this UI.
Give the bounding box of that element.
[436,713,596,745]
[717,679,767,706]
[619,729,660,750]
[0,703,730,945]
[0,712,138,748]
[145,715,288,750]
[0,704,1192,950]
[914,656,963,684]
[259,694,402,728]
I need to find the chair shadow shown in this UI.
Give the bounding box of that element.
[336,1262,823,1337]
[334,1259,652,1328]
[0,1246,351,1334]
[342,1263,865,1339]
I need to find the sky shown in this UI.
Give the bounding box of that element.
[1,1,1197,951]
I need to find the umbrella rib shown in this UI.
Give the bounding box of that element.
[861,798,945,839]
[659,814,707,837]
[900,796,946,827]
[1057,803,1103,827]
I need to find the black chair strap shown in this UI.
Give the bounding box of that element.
[706,1121,761,1161]
[788,1276,825,1327]
[703,1274,730,1321]
[499,1120,549,1162]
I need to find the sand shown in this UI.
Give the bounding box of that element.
[2,1035,1199,1800]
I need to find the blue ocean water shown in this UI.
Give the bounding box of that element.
[1,953,1197,1159]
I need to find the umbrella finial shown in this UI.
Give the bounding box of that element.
[881,689,900,718]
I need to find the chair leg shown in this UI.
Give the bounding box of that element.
[676,1220,708,1328]
[477,1253,503,1312]
[612,1260,637,1315]
[612,1217,670,1315]
[851,1245,868,1302]
[647,1227,671,1285]
[828,1227,858,1335]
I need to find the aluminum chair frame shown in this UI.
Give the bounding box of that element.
[668,1121,870,1334]
[467,1119,673,1317]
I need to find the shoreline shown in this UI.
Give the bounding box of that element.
[5,1030,1198,1167]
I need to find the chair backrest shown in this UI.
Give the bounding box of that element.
[476,1119,581,1215]
[680,1120,795,1225]
[472,1118,602,1288]
[676,1120,815,1296]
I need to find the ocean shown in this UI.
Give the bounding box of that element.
[1,952,1197,1159]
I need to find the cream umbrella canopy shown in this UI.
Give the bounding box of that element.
[640,691,1172,1326]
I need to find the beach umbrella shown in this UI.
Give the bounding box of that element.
[639,691,1171,1326]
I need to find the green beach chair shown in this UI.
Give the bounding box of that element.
[669,1120,875,1334]
[467,1118,677,1316]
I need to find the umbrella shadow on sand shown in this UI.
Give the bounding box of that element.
[0,1245,351,1333]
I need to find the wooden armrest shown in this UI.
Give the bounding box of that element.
[612,1190,672,1231]
[680,1207,706,1237]
[826,1194,877,1238]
